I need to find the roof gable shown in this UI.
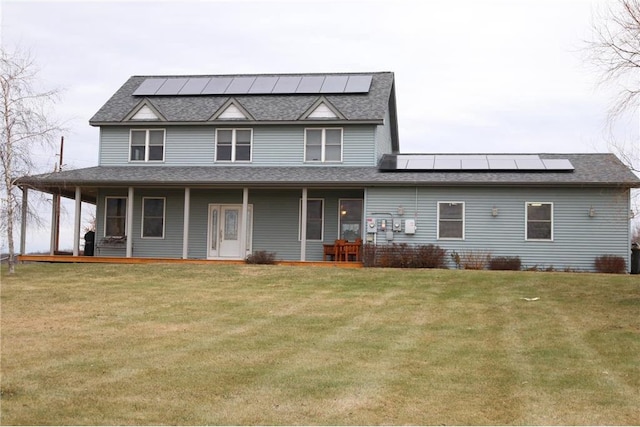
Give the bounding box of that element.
[300,97,345,120]
[123,99,166,121]
[209,98,255,120]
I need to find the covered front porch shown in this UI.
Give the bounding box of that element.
[17,181,366,263]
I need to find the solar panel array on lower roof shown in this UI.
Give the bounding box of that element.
[132,75,373,96]
[378,154,574,172]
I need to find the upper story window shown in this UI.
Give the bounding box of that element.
[105,197,127,237]
[130,129,165,162]
[305,128,342,163]
[438,202,465,240]
[216,129,252,162]
[526,202,553,241]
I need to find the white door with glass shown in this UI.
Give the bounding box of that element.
[207,204,252,259]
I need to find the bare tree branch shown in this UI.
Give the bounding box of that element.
[1,46,65,274]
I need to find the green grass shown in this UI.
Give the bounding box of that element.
[1,263,638,425]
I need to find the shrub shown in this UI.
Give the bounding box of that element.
[594,255,626,274]
[245,250,276,265]
[450,250,491,270]
[488,256,521,271]
[362,243,447,268]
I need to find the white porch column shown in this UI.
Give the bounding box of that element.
[300,188,308,261]
[182,187,190,259]
[126,187,134,258]
[49,195,58,255]
[241,188,249,257]
[73,187,82,256]
[20,187,28,255]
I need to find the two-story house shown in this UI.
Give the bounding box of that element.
[17,72,640,270]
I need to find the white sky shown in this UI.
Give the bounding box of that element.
[1,0,638,252]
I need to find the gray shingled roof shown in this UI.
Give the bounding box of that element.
[89,72,395,124]
[17,154,640,203]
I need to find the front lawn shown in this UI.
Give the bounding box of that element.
[1,264,638,425]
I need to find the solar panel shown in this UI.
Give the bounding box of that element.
[406,157,434,169]
[296,76,325,93]
[178,77,210,95]
[378,154,574,173]
[248,76,278,94]
[132,78,166,95]
[225,77,255,94]
[488,158,518,170]
[345,75,373,92]
[515,158,546,170]
[201,77,233,94]
[462,158,489,169]
[320,75,348,93]
[155,78,189,95]
[542,159,574,170]
[272,76,302,93]
[434,158,462,170]
[134,74,374,95]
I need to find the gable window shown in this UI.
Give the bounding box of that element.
[438,202,465,239]
[142,197,165,238]
[216,129,252,162]
[526,202,553,240]
[105,197,127,237]
[299,199,324,241]
[305,128,342,162]
[130,129,165,162]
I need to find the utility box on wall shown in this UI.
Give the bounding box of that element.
[404,219,416,234]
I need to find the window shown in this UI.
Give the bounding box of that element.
[130,129,165,162]
[142,197,165,238]
[299,199,324,241]
[438,202,465,239]
[526,202,553,240]
[216,129,252,162]
[339,199,363,240]
[105,197,127,237]
[305,128,342,162]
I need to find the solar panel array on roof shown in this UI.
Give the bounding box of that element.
[379,154,575,172]
[132,74,373,96]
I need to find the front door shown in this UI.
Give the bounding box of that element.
[208,204,252,259]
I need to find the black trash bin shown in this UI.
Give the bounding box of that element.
[84,230,95,256]
[631,243,639,274]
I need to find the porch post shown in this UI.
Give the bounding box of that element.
[300,188,307,261]
[49,195,58,255]
[126,187,134,258]
[241,188,249,257]
[182,187,190,259]
[73,187,82,256]
[20,187,27,255]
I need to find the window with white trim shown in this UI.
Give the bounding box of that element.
[142,197,165,238]
[216,129,252,162]
[130,129,165,162]
[299,199,324,241]
[105,197,127,237]
[305,128,342,162]
[526,202,553,240]
[438,202,465,239]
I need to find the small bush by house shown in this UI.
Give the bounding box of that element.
[594,255,626,274]
[246,251,276,265]
[488,256,522,271]
[363,243,447,268]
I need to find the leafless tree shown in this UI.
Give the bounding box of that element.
[588,0,640,121]
[1,47,64,274]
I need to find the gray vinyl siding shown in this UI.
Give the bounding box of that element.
[374,109,394,160]
[365,186,631,271]
[98,125,377,167]
[95,188,185,258]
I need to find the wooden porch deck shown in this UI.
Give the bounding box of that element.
[17,255,364,268]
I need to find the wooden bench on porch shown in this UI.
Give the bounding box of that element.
[323,239,362,262]
[96,236,128,255]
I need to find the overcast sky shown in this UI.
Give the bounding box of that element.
[2,0,638,251]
